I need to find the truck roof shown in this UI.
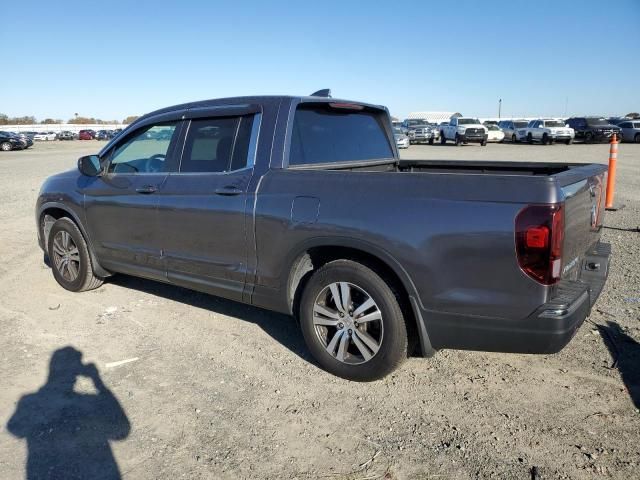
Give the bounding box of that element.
[137,95,387,124]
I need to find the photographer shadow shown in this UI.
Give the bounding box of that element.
[598,321,640,409]
[7,346,130,480]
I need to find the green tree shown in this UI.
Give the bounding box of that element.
[41,118,62,124]
[0,114,8,125]
[68,117,99,124]
[122,115,139,124]
[625,112,640,119]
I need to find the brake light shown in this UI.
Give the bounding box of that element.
[525,227,549,248]
[515,205,564,285]
[328,103,365,111]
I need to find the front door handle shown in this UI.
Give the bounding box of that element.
[215,186,243,196]
[136,185,158,194]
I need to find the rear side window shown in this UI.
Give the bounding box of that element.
[180,116,254,173]
[289,104,393,166]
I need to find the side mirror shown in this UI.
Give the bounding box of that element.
[78,155,102,177]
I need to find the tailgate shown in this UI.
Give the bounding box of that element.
[558,165,607,280]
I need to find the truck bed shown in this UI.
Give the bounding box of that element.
[396,159,585,176]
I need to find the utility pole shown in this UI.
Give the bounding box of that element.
[498,99,502,119]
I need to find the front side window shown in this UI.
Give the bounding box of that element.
[289,104,393,166]
[180,116,254,173]
[108,123,178,173]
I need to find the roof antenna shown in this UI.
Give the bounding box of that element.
[310,89,331,98]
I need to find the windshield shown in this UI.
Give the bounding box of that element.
[458,118,480,125]
[586,118,610,126]
[488,125,500,131]
[513,121,528,128]
[393,127,403,134]
[406,119,425,126]
[545,120,565,127]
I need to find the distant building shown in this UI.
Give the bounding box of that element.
[405,112,462,123]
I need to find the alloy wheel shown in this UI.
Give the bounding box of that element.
[312,282,384,365]
[52,231,81,282]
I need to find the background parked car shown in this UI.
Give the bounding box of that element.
[607,117,628,125]
[57,131,75,141]
[393,127,410,149]
[0,131,26,151]
[33,132,57,141]
[408,124,438,145]
[565,117,621,143]
[78,129,96,140]
[12,132,33,148]
[522,119,574,145]
[95,130,113,140]
[617,120,640,143]
[497,120,529,143]
[485,124,505,142]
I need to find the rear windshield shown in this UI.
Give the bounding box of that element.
[289,104,393,166]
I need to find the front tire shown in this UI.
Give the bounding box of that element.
[512,134,517,143]
[47,218,104,292]
[440,132,446,145]
[565,138,573,145]
[527,133,533,144]
[542,133,549,145]
[1,142,12,151]
[455,134,462,146]
[585,132,593,143]
[299,260,408,381]
[634,133,640,144]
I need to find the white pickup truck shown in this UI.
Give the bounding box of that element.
[519,119,575,145]
[440,117,488,146]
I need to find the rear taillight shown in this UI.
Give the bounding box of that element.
[515,204,564,285]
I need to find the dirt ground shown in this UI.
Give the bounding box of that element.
[0,140,638,479]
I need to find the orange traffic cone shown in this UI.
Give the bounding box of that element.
[605,133,623,211]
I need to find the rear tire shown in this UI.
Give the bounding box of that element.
[47,218,104,292]
[440,133,446,145]
[299,260,408,381]
[585,132,593,143]
[512,134,517,143]
[429,138,434,145]
[527,133,533,144]
[635,133,640,143]
[481,139,487,146]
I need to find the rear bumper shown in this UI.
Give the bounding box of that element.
[418,242,611,355]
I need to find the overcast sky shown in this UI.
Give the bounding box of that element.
[2,0,639,122]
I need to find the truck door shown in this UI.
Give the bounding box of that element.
[155,108,261,302]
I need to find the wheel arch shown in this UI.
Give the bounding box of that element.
[38,202,111,278]
[285,237,435,357]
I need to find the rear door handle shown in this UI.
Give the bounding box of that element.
[136,185,158,194]
[215,186,243,196]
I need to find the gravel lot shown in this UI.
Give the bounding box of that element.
[1,140,638,479]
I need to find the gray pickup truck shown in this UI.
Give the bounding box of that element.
[36,92,610,381]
